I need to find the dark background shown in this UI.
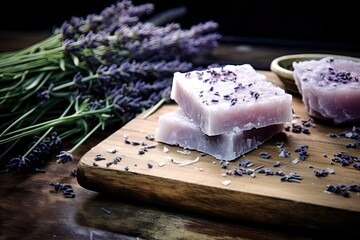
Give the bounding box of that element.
[1,0,359,51]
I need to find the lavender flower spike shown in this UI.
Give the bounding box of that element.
[56,151,74,164]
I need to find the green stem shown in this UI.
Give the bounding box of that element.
[142,97,166,119]
[0,34,61,59]
[52,74,98,91]
[58,127,83,140]
[0,104,113,143]
[21,100,74,158]
[0,105,38,137]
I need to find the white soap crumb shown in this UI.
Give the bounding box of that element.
[163,146,169,153]
[107,148,118,154]
[158,161,166,167]
[292,158,299,164]
[222,180,231,186]
[170,157,200,167]
[177,149,191,155]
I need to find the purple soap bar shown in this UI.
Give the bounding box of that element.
[170,64,292,136]
[155,109,284,161]
[293,57,360,124]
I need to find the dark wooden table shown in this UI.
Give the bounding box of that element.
[1,32,359,240]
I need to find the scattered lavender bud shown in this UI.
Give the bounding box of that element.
[259,152,272,159]
[345,142,357,148]
[273,161,281,167]
[145,134,155,140]
[314,169,328,177]
[328,133,339,138]
[353,163,360,170]
[276,141,284,148]
[279,149,291,158]
[220,160,229,169]
[70,169,77,177]
[94,154,106,161]
[100,207,111,214]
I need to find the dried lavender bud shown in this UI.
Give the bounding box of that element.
[56,151,74,164]
[301,118,315,127]
[273,161,281,167]
[237,159,251,168]
[345,142,357,148]
[280,172,302,182]
[328,133,339,138]
[6,156,32,174]
[353,163,360,170]
[279,149,291,158]
[113,156,122,164]
[145,134,155,140]
[220,160,229,169]
[94,154,106,161]
[291,123,302,133]
[233,168,244,176]
[314,169,328,177]
[349,184,360,192]
[302,128,310,134]
[70,169,77,177]
[101,207,111,214]
[49,182,75,198]
[295,145,308,161]
[276,141,284,148]
[332,151,358,166]
[259,152,272,159]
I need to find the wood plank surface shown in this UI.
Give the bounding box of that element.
[77,71,360,231]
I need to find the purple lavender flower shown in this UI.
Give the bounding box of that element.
[6,156,32,173]
[37,83,55,101]
[56,151,74,164]
[60,0,154,39]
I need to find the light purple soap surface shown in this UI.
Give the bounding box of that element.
[293,57,360,124]
[155,109,284,161]
[170,64,292,136]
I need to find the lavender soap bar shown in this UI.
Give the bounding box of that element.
[155,109,284,161]
[170,64,292,136]
[293,57,360,124]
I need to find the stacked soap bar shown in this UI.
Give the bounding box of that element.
[170,64,292,135]
[293,57,360,124]
[155,109,284,161]
[155,64,293,161]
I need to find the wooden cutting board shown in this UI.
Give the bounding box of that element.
[77,71,360,231]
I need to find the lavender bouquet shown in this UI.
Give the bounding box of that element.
[0,0,220,173]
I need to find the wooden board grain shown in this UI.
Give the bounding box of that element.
[77,71,360,231]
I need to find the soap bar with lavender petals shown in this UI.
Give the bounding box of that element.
[170,64,293,136]
[155,109,284,161]
[293,57,360,124]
